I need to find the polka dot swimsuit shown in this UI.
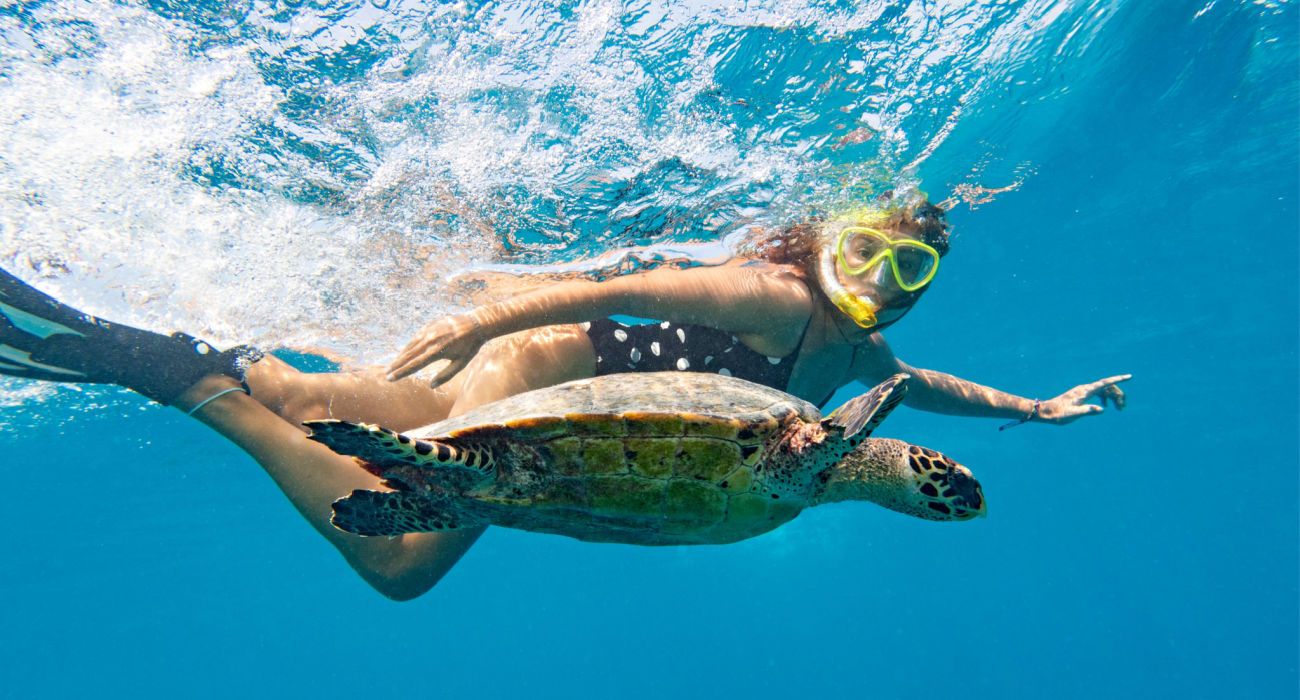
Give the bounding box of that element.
[584,318,799,390]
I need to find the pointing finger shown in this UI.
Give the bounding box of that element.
[1095,374,1133,388]
[1082,375,1132,396]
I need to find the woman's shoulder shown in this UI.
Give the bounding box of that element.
[731,256,800,273]
[730,257,810,285]
[642,256,812,300]
[737,259,816,309]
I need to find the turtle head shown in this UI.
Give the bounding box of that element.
[814,438,985,521]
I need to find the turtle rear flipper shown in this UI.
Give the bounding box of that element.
[304,420,496,478]
[332,490,481,536]
[825,373,909,439]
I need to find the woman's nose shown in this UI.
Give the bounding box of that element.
[865,257,898,290]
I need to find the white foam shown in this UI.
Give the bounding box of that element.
[0,0,1091,385]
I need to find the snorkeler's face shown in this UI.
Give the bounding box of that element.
[834,227,937,327]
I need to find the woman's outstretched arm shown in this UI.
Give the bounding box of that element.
[388,262,813,383]
[852,334,1130,425]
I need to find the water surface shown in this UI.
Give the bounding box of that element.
[0,1,1295,697]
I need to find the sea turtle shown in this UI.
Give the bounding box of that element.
[305,372,985,545]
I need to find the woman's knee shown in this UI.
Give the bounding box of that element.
[242,355,329,424]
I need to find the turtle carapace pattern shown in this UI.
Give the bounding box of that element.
[306,372,986,545]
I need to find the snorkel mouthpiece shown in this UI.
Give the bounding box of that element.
[827,287,879,329]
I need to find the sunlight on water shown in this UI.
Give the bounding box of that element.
[0,1,1295,697]
[0,0,1204,372]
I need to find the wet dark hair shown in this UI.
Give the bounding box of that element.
[738,199,951,278]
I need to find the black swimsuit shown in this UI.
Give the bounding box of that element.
[585,318,803,391]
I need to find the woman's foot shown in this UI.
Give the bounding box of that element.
[0,267,263,406]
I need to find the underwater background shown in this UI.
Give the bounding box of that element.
[0,0,1296,697]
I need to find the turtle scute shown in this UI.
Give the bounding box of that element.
[673,438,741,483]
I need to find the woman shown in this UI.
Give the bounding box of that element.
[0,201,1128,600]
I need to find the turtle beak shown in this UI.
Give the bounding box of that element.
[946,463,987,519]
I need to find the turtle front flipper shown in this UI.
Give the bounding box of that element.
[825,373,909,439]
[332,489,482,536]
[304,420,496,479]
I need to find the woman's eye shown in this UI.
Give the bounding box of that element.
[853,241,883,257]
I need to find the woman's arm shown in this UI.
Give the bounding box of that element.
[388,263,813,382]
[853,335,1129,425]
[478,263,809,337]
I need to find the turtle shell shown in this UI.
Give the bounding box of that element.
[409,372,819,442]
[407,372,820,544]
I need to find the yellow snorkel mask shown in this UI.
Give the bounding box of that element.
[815,212,941,329]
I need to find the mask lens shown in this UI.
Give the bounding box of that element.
[839,229,890,274]
[891,244,937,289]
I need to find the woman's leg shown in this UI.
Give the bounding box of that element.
[1,266,597,597]
[445,325,597,418]
[244,322,599,427]
[181,324,597,600]
[179,374,480,600]
[243,354,464,432]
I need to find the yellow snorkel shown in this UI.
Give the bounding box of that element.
[816,211,887,329]
[815,209,941,330]
[821,274,880,328]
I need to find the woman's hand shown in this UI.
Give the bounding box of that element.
[387,313,486,386]
[1036,374,1132,425]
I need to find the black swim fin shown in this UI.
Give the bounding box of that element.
[0,267,263,406]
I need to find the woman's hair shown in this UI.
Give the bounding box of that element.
[737,200,951,277]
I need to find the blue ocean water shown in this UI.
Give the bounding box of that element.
[0,1,1296,698]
